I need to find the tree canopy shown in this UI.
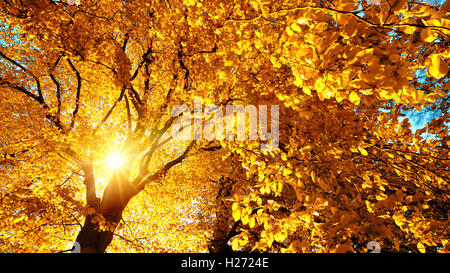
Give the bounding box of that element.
[0,0,448,253]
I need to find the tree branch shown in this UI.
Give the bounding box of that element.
[0,77,64,131]
[122,33,130,52]
[138,116,177,177]
[178,41,190,91]
[134,140,196,192]
[49,73,62,121]
[66,58,82,130]
[93,88,125,132]
[79,161,100,209]
[124,93,132,132]
[0,50,43,101]
[130,42,153,82]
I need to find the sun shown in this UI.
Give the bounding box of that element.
[107,152,124,169]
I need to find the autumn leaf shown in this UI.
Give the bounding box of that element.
[425,54,449,79]
[302,86,312,96]
[421,29,438,43]
[335,244,354,253]
[349,92,360,105]
[358,147,368,156]
[417,242,426,253]
[0,0,448,255]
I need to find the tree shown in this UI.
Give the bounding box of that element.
[0,0,448,253]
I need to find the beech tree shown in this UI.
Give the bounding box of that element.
[0,0,448,253]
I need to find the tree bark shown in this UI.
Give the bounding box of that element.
[208,176,236,253]
[75,213,121,253]
[74,141,194,252]
[75,174,136,253]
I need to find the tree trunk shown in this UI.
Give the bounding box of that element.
[208,176,236,253]
[75,174,136,253]
[75,213,121,253]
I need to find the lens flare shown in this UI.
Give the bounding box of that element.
[107,152,124,169]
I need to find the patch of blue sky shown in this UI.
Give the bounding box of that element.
[402,62,449,136]
[0,22,40,94]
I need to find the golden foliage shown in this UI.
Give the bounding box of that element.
[0,0,448,253]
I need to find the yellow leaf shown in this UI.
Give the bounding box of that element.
[355,48,374,58]
[335,92,345,103]
[257,197,262,206]
[417,242,426,253]
[267,233,274,247]
[232,237,240,251]
[366,200,374,213]
[302,86,312,96]
[314,78,327,97]
[402,25,417,34]
[426,54,448,79]
[335,13,350,24]
[254,39,263,49]
[283,168,292,176]
[270,55,282,68]
[286,26,294,36]
[358,147,368,156]
[291,22,302,33]
[241,214,249,225]
[12,216,25,224]
[232,208,241,222]
[249,217,256,228]
[349,91,360,105]
[274,230,287,243]
[317,90,325,101]
[293,74,303,87]
[261,5,269,18]
[421,28,437,43]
